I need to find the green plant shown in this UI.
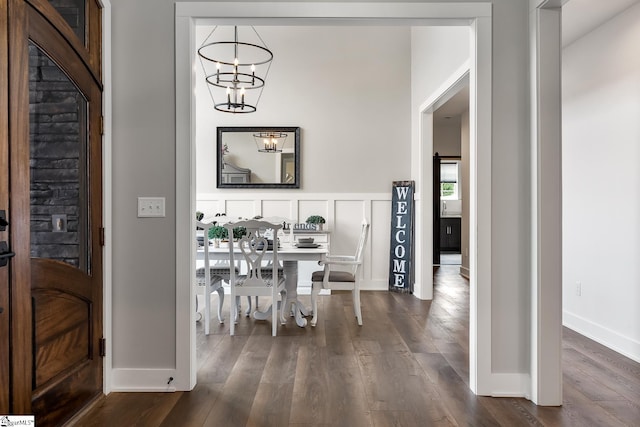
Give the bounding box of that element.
[208,225,228,240]
[208,225,247,240]
[305,215,325,224]
[232,226,247,239]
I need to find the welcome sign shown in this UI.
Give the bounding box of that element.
[388,181,414,293]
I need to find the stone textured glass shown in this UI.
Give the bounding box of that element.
[48,0,86,44]
[29,42,89,272]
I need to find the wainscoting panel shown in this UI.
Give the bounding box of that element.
[225,200,256,220]
[261,199,292,220]
[371,200,392,285]
[298,200,329,225]
[333,200,366,255]
[197,193,392,290]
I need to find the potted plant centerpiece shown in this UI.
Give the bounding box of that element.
[208,224,247,247]
[305,215,326,231]
[208,225,227,247]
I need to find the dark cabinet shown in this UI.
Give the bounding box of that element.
[440,217,461,252]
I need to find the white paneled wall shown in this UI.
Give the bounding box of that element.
[197,193,393,291]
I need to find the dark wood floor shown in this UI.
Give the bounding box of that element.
[77,266,640,426]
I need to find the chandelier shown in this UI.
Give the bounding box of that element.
[198,26,273,113]
[254,131,288,153]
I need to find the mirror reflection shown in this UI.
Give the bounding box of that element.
[217,126,300,188]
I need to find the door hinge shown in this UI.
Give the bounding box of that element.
[100,116,104,135]
[99,337,106,357]
[99,227,105,246]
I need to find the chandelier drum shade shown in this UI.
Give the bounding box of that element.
[198,26,273,113]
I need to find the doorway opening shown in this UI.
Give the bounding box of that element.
[176,3,494,396]
[433,84,469,273]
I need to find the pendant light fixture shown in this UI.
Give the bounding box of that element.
[253,131,288,153]
[198,26,273,113]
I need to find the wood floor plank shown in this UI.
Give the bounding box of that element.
[370,408,456,427]
[358,350,433,412]
[246,382,294,427]
[289,345,332,424]
[564,328,640,380]
[477,396,544,427]
[158,382,224,427]
[197,334,249,384]
[260,335,299,385]
[201,334,272,426]
[386,309,439,354]
[77,392,182,426]
[560,380,629,427]
[563,348,627,402]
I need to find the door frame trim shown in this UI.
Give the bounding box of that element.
[175,1,494,395]
[100,0,112,395]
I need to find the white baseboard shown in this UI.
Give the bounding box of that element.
[362,279,390,291]
[491,373,529,398]
[111,369,180,392]
[459,266,470,279]
[563,311,640,363]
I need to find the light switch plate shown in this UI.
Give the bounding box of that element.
[138,197,165,217]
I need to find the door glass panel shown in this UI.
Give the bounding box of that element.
[47,0,86,44]
[29,42,89,272]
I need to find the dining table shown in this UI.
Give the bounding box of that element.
[197,242,327,327]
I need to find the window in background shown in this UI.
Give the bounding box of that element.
[440,162,459,200]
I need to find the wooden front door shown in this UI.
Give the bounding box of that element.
[0,1,103,424]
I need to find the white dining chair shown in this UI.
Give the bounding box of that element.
[310,222,370,327]
[225,219,286,336]
[196,220,231,335]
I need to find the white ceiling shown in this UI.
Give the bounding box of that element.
[433,0,639,126]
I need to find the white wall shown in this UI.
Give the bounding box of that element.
[411,27,469,192]
[196,26,412,194]
[434,120,463,157]
[562,2,640,362]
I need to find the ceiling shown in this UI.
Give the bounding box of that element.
[434,0,639,126]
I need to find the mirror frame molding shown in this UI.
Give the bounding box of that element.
[217,126,301,189]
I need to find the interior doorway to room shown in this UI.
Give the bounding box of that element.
[435,156,462,266]
[432,84,469,273]
[178,2,495,397]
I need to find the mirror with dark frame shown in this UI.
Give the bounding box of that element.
[217,126,300,189]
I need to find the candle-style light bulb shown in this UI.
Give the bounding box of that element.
[226,87,231,108]
[216,62,220,84]
[240,87,245,108]
[251,64,256,85]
